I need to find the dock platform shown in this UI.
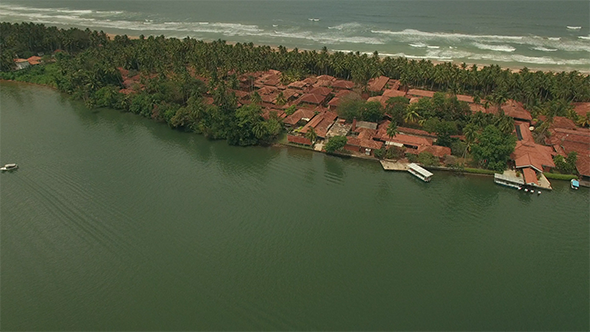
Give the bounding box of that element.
[380,160,409,171]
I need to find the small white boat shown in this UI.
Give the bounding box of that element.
[0,163,18,171]
[571,179,580,190]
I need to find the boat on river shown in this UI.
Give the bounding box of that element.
[1,163,18,171]
[407,163,433,182]
[571,179,580,190]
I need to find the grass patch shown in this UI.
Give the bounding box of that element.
[462,167,498,175]
[543,173,578,181]
[0,63,61,87]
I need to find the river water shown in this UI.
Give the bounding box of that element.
[1,0,589,72]
[1,82,588,330]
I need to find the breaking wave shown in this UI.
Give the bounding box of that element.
[1,3,588,70]
[473,43,516,52]
[532,46,558,52]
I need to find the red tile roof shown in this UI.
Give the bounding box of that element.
[288,135,312,146]
[309,86,333,96]
[357,128,377,140]
[298,93,327,105]
[317,75,336,81]
[455,94,474,103]
[502,100,532,121]
[516,122,534,142]
[382,133,432,147]
[522,167,539,186]
[417,145,452,158]
[382,89,406,98]
[331,80,355,90]
[550,116,579,130]
[576,154,590,177]
[368,76,390,92]
[287,81,308,90]
[573,102,590,117]
[284,109,317,125]
[512,141,555,172]
[346,137,384,150]
[398,126,436,138]
[258,86,278,95]
[27,56,42,65]
[367,96,388,108]
[469,103,489,113]
[314,111,338,138]
[388,80,401,91]
[407,89,435,98]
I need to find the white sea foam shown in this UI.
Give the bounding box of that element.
[409,43,427,48]
[579,36,590,40]
[427,45,440,49]
[473,42,516,52]
[567,26,582,30]
[548,37,561,41]
[532,46,558,52]
[328,22,363,31]
[371,29,524,41]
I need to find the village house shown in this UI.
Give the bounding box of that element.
[511,122,555,187]
[297,93,329,106]
[330,80,355,90]
[27,56,42,66]
[572,102,590,118]
[300,111,338,138]
[287,135,313,146]
[382,89,407,98]
[326,119,352,138]
[284,109,317,127]
[545,119,590,183]
[344,137,384,156]
[368,75,390,93]
[14,59,30,70]
[407,89,435,98]
[501,100,533,122]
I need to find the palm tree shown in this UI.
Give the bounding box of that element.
[577,112,590,127]
[305,127,318,144]
[387,121,399,138]
[404,107,420,124]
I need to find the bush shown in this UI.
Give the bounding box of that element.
[406,153,419,163]
[418,152,439,166]
[450,141,467,157]
[385,146,405,159]
[324,136,347,153]
[374,146,386,160]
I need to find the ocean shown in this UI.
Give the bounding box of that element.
[1,0,588,72]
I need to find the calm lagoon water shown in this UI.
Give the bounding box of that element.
[1,82,588,330]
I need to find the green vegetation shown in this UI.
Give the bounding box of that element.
[543,173,578,180]
[1,22,589,169]
[336,98,384,122]
[324,136,347,153]
[553,152,578,175]
[462,168,498,175]
[471,125,517,172]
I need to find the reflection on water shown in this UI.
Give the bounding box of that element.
[1,82,589,331]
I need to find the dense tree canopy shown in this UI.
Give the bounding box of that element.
[1,22,588,165]
[471,125,517,172]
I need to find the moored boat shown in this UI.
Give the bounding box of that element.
[1,163,18,171]
[571,179,580,190]
[407,163,433,182]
